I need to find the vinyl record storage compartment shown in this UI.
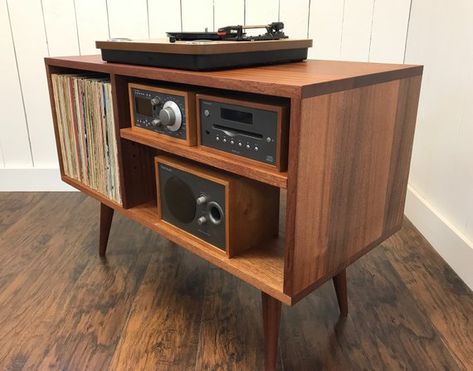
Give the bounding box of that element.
[45,55,422,371]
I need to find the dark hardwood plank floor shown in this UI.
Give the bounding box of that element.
[0,192,471,370]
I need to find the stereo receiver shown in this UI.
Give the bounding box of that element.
[129,83,196,145]
[155,156,279,257]
[197,94,288,170]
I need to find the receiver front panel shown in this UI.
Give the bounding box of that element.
[199,99,279,166]
[131,87,187,139]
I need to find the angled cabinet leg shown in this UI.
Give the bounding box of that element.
[99,203,114,257]
[333,269,348,317]
[262,292,282,371]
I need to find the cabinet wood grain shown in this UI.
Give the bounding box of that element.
[285,76,422,297]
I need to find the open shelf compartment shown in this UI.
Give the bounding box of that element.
[63,174,289,304]
[47,58,292,305]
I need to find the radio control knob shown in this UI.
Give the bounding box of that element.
[159,101,182,132]
[151,118,161,127]
[151,97,161,106]
[196,195,208,205]
[159,107,175,126]
[197,216,207,225]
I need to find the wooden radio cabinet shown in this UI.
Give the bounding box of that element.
[45,55,422,371]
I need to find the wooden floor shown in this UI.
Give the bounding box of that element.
[0,193,471,371]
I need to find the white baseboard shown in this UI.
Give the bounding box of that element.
[405,185,473,290]
[0,168,76,191]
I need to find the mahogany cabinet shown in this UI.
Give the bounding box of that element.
[45,55,422,370]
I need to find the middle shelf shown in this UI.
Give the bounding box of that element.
[120,127,288,188]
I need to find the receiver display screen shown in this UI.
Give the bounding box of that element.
[221,107,253,125]
[135,96,153,116]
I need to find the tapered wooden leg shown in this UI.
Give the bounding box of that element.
[262,292,282,371]
[333,269,348,317]
[99,203,114,257]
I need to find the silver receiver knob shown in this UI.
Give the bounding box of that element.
[151,118,161,127]
[159,101,182,132]
[197,216,207,225]
[196,195,208,205]
[159,107,175,125]
[151,97,161,106]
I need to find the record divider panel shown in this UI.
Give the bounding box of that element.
[45,55,423,371]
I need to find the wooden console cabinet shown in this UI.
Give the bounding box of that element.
[45,55,422,370]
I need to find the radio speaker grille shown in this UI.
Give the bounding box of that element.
[164,176,196,224]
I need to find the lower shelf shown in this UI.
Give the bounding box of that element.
[63,175,291,304]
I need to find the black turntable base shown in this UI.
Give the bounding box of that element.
[98,41,311,71]
[97,44,307,71]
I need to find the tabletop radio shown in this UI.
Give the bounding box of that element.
[129,83,196,145]
[197,94,288,170]
[155,156,279,257]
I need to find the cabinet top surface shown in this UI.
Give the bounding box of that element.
[45,55,422,98]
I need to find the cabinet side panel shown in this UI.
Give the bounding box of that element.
[287,76,422,296]
[45,65,65,177]
[383,76,423,229]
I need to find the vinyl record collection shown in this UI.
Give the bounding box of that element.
[51,74,122,204]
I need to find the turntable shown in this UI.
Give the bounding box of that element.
[96,22,312,71]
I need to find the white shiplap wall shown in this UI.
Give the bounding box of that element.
[0,0,411,178]
[0,0,32,168]
[403,0,473,288]
[7,1,56,167]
